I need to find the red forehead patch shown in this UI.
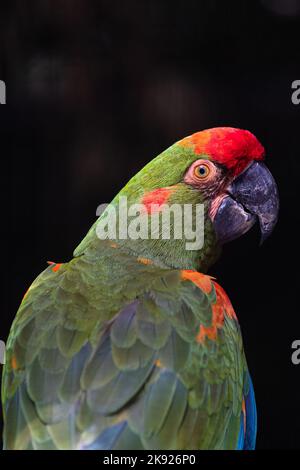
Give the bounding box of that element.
[178,127,265,176]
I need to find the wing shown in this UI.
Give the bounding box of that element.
[78,269,250,450]
[241,373,257,450]
[2,260,251,450]
[2,245,169,450]
[2,260,94,450]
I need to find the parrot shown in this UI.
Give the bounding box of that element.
[2,127,279,450]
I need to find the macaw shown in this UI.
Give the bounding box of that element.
[2,127,279,450]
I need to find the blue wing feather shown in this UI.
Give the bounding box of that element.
[237,373,257,450]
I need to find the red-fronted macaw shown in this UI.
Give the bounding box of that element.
[2,127,279,449]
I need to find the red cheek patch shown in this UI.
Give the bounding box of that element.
[141,187,174,213]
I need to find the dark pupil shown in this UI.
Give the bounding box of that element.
[199,166,206,175]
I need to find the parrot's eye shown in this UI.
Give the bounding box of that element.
[184,159,217,187]
[194,164,211,179]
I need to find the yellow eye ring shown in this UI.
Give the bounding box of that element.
[194,163,211,179]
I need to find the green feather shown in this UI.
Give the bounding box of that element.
[2,134,252,449]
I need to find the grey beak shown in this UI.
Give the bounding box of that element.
[213,161,279,245]
[228,161,279,244]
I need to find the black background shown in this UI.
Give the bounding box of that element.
[1,0,300,449]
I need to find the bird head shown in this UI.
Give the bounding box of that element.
[177,127,279,246]
[84,127,279,272]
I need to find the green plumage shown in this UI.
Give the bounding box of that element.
[2,241,248,449]
[2,137,252,450]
